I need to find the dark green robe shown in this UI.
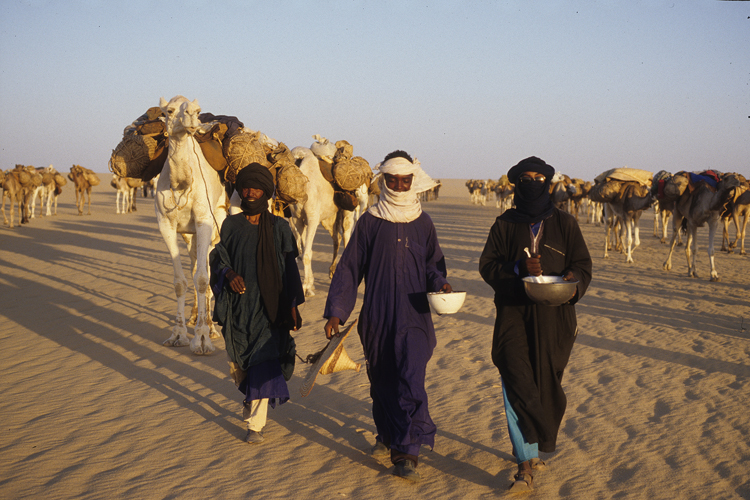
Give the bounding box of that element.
[210,214,301,379]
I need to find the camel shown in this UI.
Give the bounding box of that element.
[494,176,514,213]
[567,179,588,220]
[721,187,750,255]
[69,165,94,215]
[154,95,228,354]
[603,182,654,263]
[287,145,356,296]
[663,172,743,281]
[34,165,63,217]
[111,175,138,214]
[2,169,24,228]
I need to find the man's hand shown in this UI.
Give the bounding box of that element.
[562,270,577,300]
[440,283,453,293]
[291,306,302,331]
[520,254,542,276]
[226,269,245,294]
[324,317,341,339]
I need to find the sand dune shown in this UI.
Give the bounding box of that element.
[1,177,748,499]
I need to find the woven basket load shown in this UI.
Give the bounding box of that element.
[310,135,337,159]
[498,174,510,187]
[41,172,55,185]
[27,170,42,187]
[53,173,67,187]
[276,164,309,204]
[14,167,31,186]
[595,167,652,187]
[333,156,369,191]
[662,172,689,202]
[224,132,269,182]
[333,140,353,162]
[83,169,100,186]
[110,135,159,179]
[268,142,296,170]
[588,180,622,203]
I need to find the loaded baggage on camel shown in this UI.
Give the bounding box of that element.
[109,106,308,206]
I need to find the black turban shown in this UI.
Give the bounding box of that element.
[501,156,556,224]
[234,162,275,199]
[507,156,555,185]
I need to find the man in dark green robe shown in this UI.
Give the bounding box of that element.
[210,164,304,444]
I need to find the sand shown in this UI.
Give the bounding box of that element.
[1,177,749,500]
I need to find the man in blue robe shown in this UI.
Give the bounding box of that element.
[210,163,304,444]
[324,150,452,482]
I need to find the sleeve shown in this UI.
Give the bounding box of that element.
[562,218,593,305]
[479,220,527,303]
[277,218,305,307]
[323,216,368,323]
[424,220,449,292]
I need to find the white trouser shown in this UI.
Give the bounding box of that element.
[243,398,269,432]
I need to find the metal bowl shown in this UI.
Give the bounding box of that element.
[427,291,467,315]
[522,276,578,306]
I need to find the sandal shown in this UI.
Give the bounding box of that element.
[508,461,534,493]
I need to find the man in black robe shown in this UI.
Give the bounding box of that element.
[479,157,592,492]
[210,163,304,444]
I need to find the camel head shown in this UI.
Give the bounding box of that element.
[719,172,743,204]
[160,96,202,137]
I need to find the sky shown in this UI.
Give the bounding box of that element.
[1,0,748,182]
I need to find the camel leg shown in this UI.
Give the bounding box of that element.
[86,188,92,215]
[729,213,741,251]
[330,210,355,278]
[663,213,684,271]
[190,221,216,355]
[624,218,634,263]
[183,234,199,327]
[720,219,733,253]
[301,212,320,297]
[2,193,13,228]
[116,191,122,214]
[739,213,749,255]
[158,222,191,348]
[707,216,720,282]
[684,226,698,278]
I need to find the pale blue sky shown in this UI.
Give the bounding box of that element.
[1,0,748,181]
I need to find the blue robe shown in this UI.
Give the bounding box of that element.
[324,212,448,454]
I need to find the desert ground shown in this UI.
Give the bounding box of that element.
[1,176,748,500]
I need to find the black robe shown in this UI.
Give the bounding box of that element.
[479,208,592,452]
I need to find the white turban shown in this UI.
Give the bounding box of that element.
[367,157,437,223]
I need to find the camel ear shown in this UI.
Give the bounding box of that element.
[192,98,200,108]
[159,97,168,110]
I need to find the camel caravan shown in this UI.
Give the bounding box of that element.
[2,164,68,228]
[107,95,445,354]
[465,165,748,281]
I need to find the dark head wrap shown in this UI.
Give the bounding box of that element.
[235,163,284,325]
[501,156,556,224]
[235,163,275,215]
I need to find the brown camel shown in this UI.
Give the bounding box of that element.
[69,165,93,215]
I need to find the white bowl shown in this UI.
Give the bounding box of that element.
[522,276,578,306]
[427,291,467,315]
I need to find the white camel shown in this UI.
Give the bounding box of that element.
[663,172,742,281]
[287,145,356,296]
[155,95,228,354]
[111,175,142,214]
